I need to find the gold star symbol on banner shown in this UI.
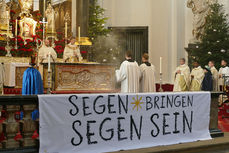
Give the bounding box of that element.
[131,95,144,111]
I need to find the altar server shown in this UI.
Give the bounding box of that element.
[63,37,82,63]
[139,53,156,92]
[208,61,218,91]
[22,56,43,95]
[38,40,57,63]
[190,61,204,91]
[116,51,140,93]
[173,58,190,92]
[219,59,229,89]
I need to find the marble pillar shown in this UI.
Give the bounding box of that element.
[76,0,90,36]
[72,0,77,36]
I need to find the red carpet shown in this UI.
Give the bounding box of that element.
[218,115,229,132]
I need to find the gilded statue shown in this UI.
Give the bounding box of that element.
[0,0,10,30]
[18,0,37,39]
[187,0,217,42]
[45,3,56,33]
[19,0,33,16]
[64,11,71,23]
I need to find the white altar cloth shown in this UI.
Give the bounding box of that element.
[4,63,30,87]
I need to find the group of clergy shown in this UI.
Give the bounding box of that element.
[37,37,83,77]
[38,37,83,64]
[116,51,156,93]
[173,58,229,92]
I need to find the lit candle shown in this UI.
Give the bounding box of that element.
[48,52,51,72]
[43,0,46,43]
[78,26,81,44]
[15,19,17,36]
[160,57,162,74]
[6,12,9,35]
[15,19,18,49]
[65,22,67,39]
[52,13,54,34]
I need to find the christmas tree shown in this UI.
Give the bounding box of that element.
[88,0,110,42]
[187,3,229,69]
[88,0,123,63]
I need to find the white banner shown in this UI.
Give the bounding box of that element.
[39,92,211,153]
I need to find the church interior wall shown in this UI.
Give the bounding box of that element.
[102,0,229,83]
[102,0,179,83]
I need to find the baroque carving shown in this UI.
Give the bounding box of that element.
[19,17,37,39]
[15,67,29,88]
[43,64,116,91]
[45,3,56,33]
[187,0,217,42]
[0,0,10,30]
[18,0,33,16]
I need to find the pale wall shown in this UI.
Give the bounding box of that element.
[101,0,229,83]
[102,0,183,83]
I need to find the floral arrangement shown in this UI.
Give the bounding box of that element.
[54,32,66,58]
[0,46,6,56]
[0,9,88,59]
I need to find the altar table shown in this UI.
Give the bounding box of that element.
[42,63,117,92]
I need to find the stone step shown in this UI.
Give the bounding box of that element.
[110,132,229,153]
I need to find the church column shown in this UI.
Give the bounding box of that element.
[72,0,77,36]
[168,0,178,82]
[168,0,186,83]
[76,0,89,36]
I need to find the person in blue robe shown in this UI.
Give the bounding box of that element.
[202,66,213,91]
[22,56,44,95]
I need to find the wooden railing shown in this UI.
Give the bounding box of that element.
[0,95,38,153]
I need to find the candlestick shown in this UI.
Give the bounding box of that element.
[15,19,17,36]
[6,12,9,36]
[43,0,46,43]
[160,57,162,74]
[48,52,51,72]
[15,19,18,49]
[159,73,164,92]
[47,50,52,94]
[52,14,54,34]
[42,18,45,42]
[78,26,81,45]
[65,22,68,39]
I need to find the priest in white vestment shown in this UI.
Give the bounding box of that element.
[209,61,218,91]
[190,62,204,91]
[173,58,190,92]
[38,40,57,78]
[38,40,57,63]
[139,53,156,92]
[63,37,82,63]
[219,59,229,90]
[116,51,140,93]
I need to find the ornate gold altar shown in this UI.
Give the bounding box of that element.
[42,63,117,92]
